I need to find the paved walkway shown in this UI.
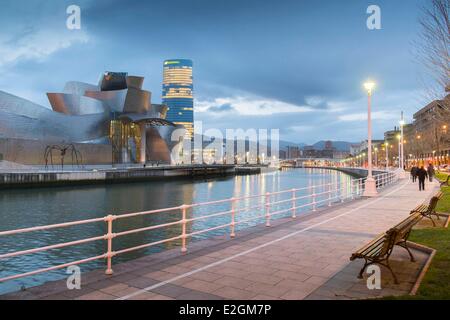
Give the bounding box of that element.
[1,178,440,300]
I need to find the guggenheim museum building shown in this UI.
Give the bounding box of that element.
[0,72,185,166]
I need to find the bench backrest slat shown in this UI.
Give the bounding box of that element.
[390,212,422,244]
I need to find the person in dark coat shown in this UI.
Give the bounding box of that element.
[427,163,435,182]
[410,166,418,182]
[416,166,428,191]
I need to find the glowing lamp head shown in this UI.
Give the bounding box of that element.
[363,81,376,94]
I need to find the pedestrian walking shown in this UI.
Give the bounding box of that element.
[411,166,418,182]
[427,163,435,182]
[417,166,428,191]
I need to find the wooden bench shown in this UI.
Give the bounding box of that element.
[410,191,444,226]
[350,212,423,284]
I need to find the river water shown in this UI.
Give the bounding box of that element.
[0,168,355,294]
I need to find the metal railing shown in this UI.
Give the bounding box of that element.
[0,170,399,284]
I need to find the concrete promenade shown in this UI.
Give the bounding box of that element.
[1,178,439,300]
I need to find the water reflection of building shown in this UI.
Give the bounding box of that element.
[0,72,185,165]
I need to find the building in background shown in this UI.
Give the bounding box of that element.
[0,71,184,166]
[162,59,194,139]
[286,146,301,159]
[401,94,450,165]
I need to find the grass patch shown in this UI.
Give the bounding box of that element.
[385,173,450,299]
[405,228,450,299]
[436,172,450,213]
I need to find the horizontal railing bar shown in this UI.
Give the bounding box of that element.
[187,223,233,237]
[234,203,264,214]
[0,254,106,283]
[0,217,105,237]
[0,235,105,259]
[114,220,183,238]
[268,207,293,217]
[113,235,183,256]
[234,213,267,226]
[268,197,296,206]
[187,210,233,222]
[114,206,182,220]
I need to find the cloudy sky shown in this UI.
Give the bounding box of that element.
[0,0,433,144]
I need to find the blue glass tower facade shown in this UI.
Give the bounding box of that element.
[162,59,194,139]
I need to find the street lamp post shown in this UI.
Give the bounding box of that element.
[399,112,406,177]
[363,81,378,197]
[385,142,389,170]
[374,147,378,168]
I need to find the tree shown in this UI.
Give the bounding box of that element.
[416,0,450,100]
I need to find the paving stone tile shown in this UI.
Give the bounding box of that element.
[245,283,292,298]
[121,276,159,289]
[60,286,96,299]
[99,283,131,295]
[182,279,224,294]
[150,283,192,298]
[304,276,329,286]
[272,270,310,282]
[280,287,317,300]
[213,286,258,300]
[177,291,224,300]
[188,271,224,282]
[244,273,283,285]
[75,290,116,300]
[143,270,178,281]
[213,276,255,290]
[250,294,279,300]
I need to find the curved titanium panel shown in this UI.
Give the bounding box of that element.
[63,81,99,95]
[0,91,109,143]
[149,104,168,119]
[143,124,184,163]
[84,89,128,113]
[47,93,108,115]
[126,76,144,90]
[123,88,150,114]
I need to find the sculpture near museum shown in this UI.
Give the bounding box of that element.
[44,144,83,170]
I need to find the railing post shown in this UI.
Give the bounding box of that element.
[181,205,188,253]
[265,192,271,227]
[291,189,296,218]
[328,183,332,206]
[230,198,236,238]
[105,214,115,275]
[351,179,354,200]
[312,186,316,211]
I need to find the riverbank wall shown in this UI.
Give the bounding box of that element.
[303,166,388,178]
[0,165,237,189]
